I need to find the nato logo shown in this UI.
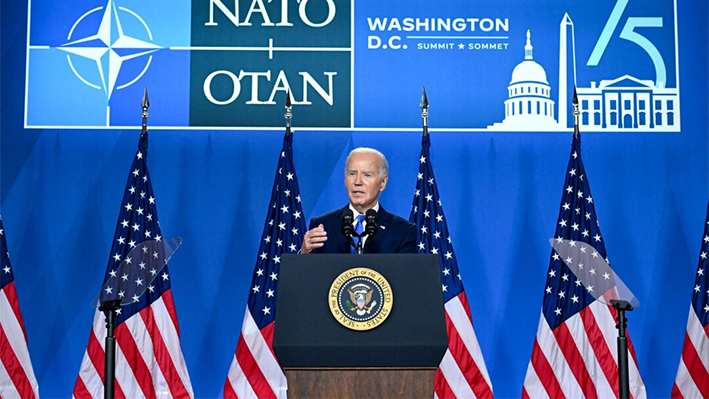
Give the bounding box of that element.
[26,0,192,128]
[25,0,352,129]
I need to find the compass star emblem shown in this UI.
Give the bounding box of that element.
[59,0,161,99]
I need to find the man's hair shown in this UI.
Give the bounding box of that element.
[346,147,389,178]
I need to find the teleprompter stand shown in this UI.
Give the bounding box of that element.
[611,299,633,399]
[98,299,121,399]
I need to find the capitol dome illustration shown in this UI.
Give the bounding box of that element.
[489,30,559,131]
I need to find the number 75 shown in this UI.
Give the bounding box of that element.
[587,0,666,88]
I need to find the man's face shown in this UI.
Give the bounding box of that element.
[345,152,388,214]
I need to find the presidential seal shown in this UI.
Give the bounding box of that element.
[328,267,393,331]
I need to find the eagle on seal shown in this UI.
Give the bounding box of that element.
[348,286,374,311]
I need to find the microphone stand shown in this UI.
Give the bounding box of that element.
[356,212,378,254]
[345,229,367,254]
[356,234,364,254]
[610,299,633,399]
[344,210,377,254]
[99,299,122,399]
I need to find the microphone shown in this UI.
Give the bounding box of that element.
[341,208,357,252]
[342,208,354,237]
[365,209,378,237]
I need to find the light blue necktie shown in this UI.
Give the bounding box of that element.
[352,214,365,253]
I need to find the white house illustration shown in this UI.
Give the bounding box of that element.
[576,76,679,131]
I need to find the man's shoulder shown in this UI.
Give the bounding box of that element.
[376,206,417,253]
[379,207,416,230]
[378,207,413,224]
[310,206,346,226]
[314,207,345,220]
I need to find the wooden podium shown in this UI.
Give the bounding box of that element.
[274,254,447,399]
[284,368,436,399]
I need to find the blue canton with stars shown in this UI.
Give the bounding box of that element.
[100,133,172,325]
[0,216,15,291]
[691,200,709,327]
[409,134,464,303]
[542,135,611,329]
[248,132,307,330]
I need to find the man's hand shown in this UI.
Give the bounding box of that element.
[300,224,327,254]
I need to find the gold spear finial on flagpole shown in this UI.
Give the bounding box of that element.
[141,87,150,138]
[572,87,580,139]
[285,90,292,137]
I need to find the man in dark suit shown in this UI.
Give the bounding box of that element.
[301,147,417,254]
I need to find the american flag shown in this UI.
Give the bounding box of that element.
[409,133,494,399]
[73,133,194,399]
[671,199,709,398]
[223,131,306,399]
[0,215,40,399]
[522,133,646,398]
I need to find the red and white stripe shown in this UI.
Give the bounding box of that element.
[434,291,494,399]
[73,291,193,399]
[672,306,709,398]
[223,308,287,399]
[523,300,646,399]
[0,282,39,399]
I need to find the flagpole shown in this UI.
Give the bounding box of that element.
[573,86,632,398]
[420,87,429,137]
[101,88,151,399]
